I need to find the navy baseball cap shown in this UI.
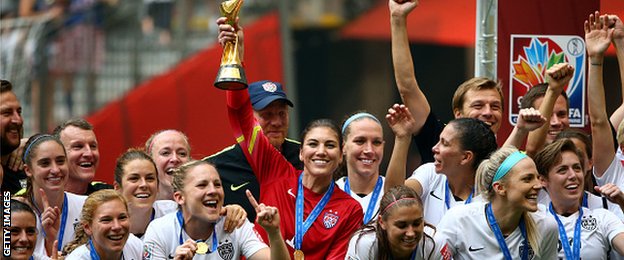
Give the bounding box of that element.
[248,80,294,110]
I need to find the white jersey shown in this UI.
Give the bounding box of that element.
[346,225,444,260]
[538,189,624,220]
[33,192,86,256]
[65,234,143,260]
[142,211,267,259]
[595,155,624,189]
[408,163,474,225]
[336,176,385,223]
[153,200,178,219]
[435,202,559,260]
[616,147,624,162]
[550,207,624,260]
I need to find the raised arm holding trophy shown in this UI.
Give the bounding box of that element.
[214,0,247,90]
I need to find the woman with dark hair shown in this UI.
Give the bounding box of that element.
[385,117,497,225]
[219,13,364,258]
[436,146,558,259]
[62,189,143,259]
[534,139,624,258]
[8,199,57,260]
[346,185,442,260]
[15,134,86,256]
[113,148,178,238]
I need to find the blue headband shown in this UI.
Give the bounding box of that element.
[341,112,381,135]
[491,151,527,188]
[22,134,54,162]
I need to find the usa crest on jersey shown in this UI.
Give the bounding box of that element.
[218,240,234,260]
[323,210,339,229]
[581,215,597,231]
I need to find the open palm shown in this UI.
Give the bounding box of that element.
[585,12,613,57]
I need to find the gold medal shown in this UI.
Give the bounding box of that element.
[196,242,209,255]
[294,249,304,260]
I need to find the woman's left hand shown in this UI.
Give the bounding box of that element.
[246,190,281,234]
[221,204,247,233]
[386,103,417,138]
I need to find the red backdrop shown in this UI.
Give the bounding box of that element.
[87,13,284,184]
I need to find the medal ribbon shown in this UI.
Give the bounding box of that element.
[486,203,529,260]
[32,193,68,251]
[89,239,124,260]
[295,173,335,250]
[444,180,473,209]
[344,176,382,224]
[89,239,101,260]
[176,210,217,253]
[548,204,582,260]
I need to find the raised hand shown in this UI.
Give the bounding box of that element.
[545,62,574,93]
[246,190,280,234]
[220,204,247,233]
[389,0,419,19]
[39,189,60,242]
[585,11,614,57]
[516,108,546,132]
[174,239,197,260]
[609,15,624,43]
[386,104,417,138]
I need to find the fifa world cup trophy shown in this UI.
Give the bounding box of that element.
[214,0,247,90]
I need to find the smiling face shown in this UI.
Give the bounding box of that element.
[9,211,37,260]
[380,204,424,259]
[175,164,224,223]
[455,88,502,133]
[116,159,158,210]
[253,100,290,149]
[533,96,570,143]
[542,151,584,210]
[0,91,23,155]
[343,118,384,178]
[59,126,100,188]
[150,131,190,200]
[24,140,69,193]
[300,126,343,179]
[497,158,542,212]
[84,199,130,257]
[432,124,468,174]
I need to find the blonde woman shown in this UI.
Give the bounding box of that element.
[142,160,289,259]
[435,147,558,259]
[62,190,143,259]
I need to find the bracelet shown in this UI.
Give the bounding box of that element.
[591,62,603,66]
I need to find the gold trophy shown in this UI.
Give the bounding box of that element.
[214,0,247,90]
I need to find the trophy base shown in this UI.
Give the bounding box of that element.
[214,64,248,90]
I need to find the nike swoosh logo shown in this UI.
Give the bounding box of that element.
[287,188,296,198]
[468,246,484,252]
[231,182,250,191]
[430,190,442,200]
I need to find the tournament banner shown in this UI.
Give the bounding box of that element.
[508,34,586,127]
